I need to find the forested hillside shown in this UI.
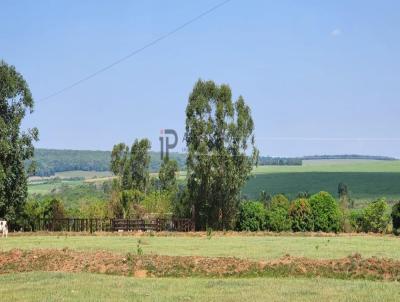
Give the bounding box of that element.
[27,149,397,177]
[27,149,186,176]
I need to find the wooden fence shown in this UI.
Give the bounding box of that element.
[32,218,194,232]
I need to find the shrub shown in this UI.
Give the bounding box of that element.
[237,201,266,231]
[289,198,313,232]
[361,198,390,233]
[391,201,400,233]
[270,194,290,208]
[309,191,341,232]
[349,209,364,232]
[265,194,291,232]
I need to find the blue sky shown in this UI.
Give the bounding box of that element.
[1,0,399,157]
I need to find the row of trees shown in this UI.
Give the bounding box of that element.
[237,191,398,234]
[108,138,179,220]
[106,80,259,230]
[3,61,397,233]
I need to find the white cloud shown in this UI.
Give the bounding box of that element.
[331,29,342,37]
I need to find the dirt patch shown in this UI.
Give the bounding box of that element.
[8,231,396,238]
[1,249,400,281]
[134,270,148,278]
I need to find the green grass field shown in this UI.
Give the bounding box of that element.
[28,180,84,195]
[2,234,400,260]
[2,234,400,301]
[1,272,399,302]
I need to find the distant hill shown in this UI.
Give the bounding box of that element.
[26,149,186,177]
[258,155,396,167]
[301,155,397,161]
[26,149,397,177]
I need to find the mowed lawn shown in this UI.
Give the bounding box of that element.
[1,272,400,302]
[2,235,400,260]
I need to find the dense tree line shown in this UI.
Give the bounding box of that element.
[302,155,396,161]
[258,157,302,166]
[26,149,186,176]
[237,191,398,234]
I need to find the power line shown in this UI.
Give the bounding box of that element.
[256,137,400,142]
[39,0,232,102]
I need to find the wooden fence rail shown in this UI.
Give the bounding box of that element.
[32,218,194,232]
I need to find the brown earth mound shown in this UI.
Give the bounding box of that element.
[9,231,395,238]
[1,249,400,281]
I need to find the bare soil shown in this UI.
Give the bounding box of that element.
[7,231,396,238]
[1,249,400,281]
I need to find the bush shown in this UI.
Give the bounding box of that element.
[265,194,291,232]
[237,201,266,231]
[289,198,313,232]
[361,198,390,233]
[270,194,290,208]
[309,191,341,232]
[349,209,364,232]
[391,201,400,233]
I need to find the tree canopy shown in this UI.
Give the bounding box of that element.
[159,157,178,192]
[0,61,38,222]
[110,139,151,193]
[184,80,258,230]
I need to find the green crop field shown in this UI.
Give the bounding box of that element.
[253,159,400,173]
[2,234,400,260]
[243,160,400,205]
[1,272,399,302]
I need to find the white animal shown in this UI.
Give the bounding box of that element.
[0,220,8,238]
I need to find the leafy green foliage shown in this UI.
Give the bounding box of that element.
[110,139,152,218]
[79,200,108,219]
[159,157,178,192]
[185,80,258,230]
[289,198,313,232]
[30,182,110,210]
[21,197,66,231]
[361,198,390,233]
[265,194,291,232]
[111,139,151,192]
[0,61,38,222]
[391,201,400,231]
[141,191,172,217]
[236,201,266,231]
[349,209,364,232]
[309,192,341,232]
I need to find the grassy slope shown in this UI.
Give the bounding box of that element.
[2,235,400,260]
[1,272,399,302]
[28,180,83,195]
